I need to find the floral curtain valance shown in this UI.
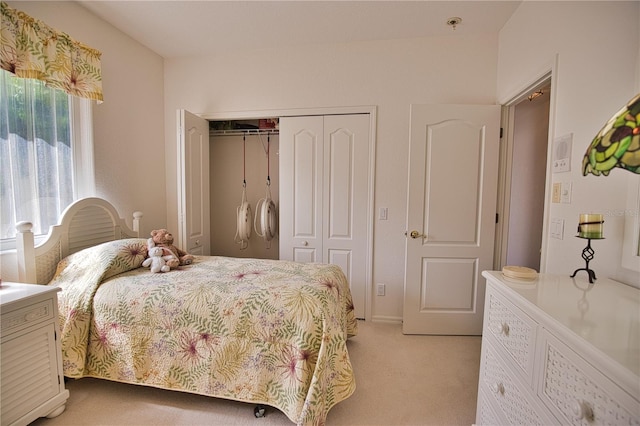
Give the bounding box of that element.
[0,1,103,102]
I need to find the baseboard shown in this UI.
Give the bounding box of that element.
[370,315,402,324]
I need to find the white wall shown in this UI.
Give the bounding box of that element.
[1,1,166,281]
[164,34,500,321]
[498,1,640,286]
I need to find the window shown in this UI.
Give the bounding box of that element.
[0,70,94,246]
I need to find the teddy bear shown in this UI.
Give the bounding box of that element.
[142,246,171,273]
[150,229,195,267]
[146,238,179,268]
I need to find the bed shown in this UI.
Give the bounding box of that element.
[15,197,358,426]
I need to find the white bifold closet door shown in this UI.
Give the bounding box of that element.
[279,114,370,319]
[177,109,211,256]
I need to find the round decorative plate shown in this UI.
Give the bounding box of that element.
[502,265,538,280]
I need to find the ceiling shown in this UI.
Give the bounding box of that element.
[77,1,522,59]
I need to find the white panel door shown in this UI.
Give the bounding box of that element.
[280,114,370,319]
[403,104,500,335]
[177,109,210,256]
[279,116,323,263]
[323,114,369,319]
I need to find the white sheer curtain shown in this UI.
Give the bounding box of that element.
[0,69,74,240]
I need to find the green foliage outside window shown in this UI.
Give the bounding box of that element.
[0,70,70,147]
[0,70,74,240]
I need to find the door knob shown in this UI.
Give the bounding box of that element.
[406,230,426,239]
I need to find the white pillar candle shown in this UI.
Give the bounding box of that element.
[578,214,604,238]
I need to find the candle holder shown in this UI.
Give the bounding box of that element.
[570,236,603,283]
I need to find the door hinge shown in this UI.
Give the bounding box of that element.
[500,127,504,138]
[496,213,499,224]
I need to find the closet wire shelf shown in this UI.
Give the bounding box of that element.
[210,129,279,137]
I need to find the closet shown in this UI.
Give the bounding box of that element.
[209,120,280,260]
[178,110,372,320]
[279,114,370,319]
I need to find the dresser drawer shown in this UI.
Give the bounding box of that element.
[1,299,55,337]
[476,387,505,426]
[480,340,556,425]
[485,286,537,383]
[539,330,640,426]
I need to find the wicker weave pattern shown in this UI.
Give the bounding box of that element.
[542,342,639,426]
[35,241,62,284]
[482,343,546,425]
[486,292,535,377]
[477,391,503,425]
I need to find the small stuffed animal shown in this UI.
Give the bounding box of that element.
[150,229,195,267]
[142,246,171,273]
[146,238,179,267]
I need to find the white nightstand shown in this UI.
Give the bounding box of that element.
[1,282,69,426]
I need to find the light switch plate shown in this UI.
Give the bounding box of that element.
[550,218,564,240]
[561,182,572,203]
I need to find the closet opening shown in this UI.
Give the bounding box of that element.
[209,118,280,260]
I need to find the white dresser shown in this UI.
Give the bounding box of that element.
[476,271,640,425]
[1,282,69,426]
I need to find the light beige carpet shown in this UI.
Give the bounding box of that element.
[32,321,481,426]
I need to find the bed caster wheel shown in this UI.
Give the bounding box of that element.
[254,405,266,418]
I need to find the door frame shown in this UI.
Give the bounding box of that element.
[494,56,558,272]
[185,105,377,321]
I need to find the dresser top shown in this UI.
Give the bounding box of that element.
[483,271,640,377]
[0,282,59,307]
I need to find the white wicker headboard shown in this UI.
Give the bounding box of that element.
[16,197,143,284]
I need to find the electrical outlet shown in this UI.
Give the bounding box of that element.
[376,283,386,296]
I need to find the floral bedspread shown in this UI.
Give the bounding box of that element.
[48,239,358,425]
